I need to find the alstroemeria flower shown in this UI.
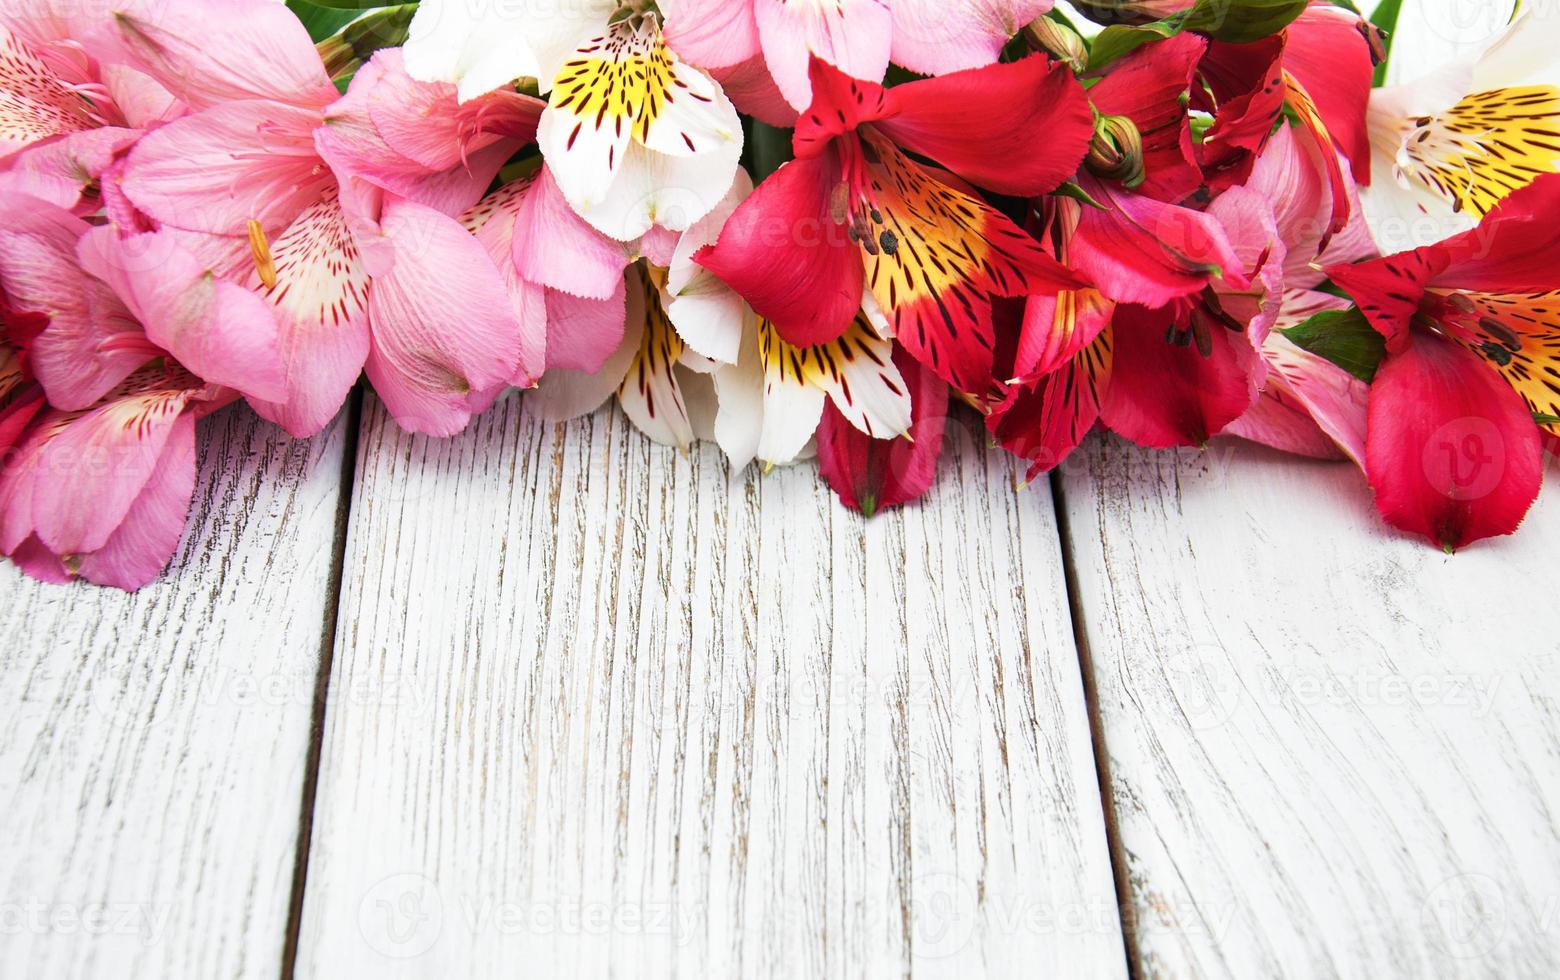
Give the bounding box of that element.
[659,0,1054,112]
[698,56,1092,395]
[1327,174,1560,550]
[0,192,292,590]
[404,2,744,241]
[0,2,177,210]
[113,3,544,437]
[1365,4,1560,249]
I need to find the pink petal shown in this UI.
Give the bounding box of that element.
[110,0,337,111]
[73,410,195,590]
[546,285,629,375]
[511,167,630,301]
[0,127,140,211]
[888,0,1053,76]
[711,56,798,128]
[0,192,149,408]
[316,50,539,217]
[460,180,550,387]
[756,0,892,111]
[76,227,289,404]
[1366,332,1543,550]
[363,197,523,436]
[0,22,95,158]
[120,99,333,237]
[246,192,372,437]
[0,378,192,557]
[1072,174,1248,308]
[659,0,761,71]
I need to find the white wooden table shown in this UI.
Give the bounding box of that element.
[3,388,1556,980]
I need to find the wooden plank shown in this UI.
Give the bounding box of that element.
[294,394,1127,980]
[0,404,353,980]
[1059,435,1560,979]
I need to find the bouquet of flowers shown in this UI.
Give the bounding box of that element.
[0,0,1554,590]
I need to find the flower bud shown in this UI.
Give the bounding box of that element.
[1023,17,1087,72]
[1085,113,1145,189]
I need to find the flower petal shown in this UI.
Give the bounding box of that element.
[860,139,1086,392]
[120,100,332,237]
[363,198,524,436]
[110,0,336,111]
[246,191,372,437]
[1099,303,1262,448]
[817,345,948,515]
[1366,331,1543,550]
[76,226,289,405]
[887,0,1052,77]
[874,54,1091,197]
[659,0,760,71]
[755,0,891,111]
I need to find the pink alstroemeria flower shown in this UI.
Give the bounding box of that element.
[0,1,177,210]
[112,1,544,437]
[660,0,1054,113]
[1223,126,1376,463]
[0,192,298,590]
[1327,174,1560,551]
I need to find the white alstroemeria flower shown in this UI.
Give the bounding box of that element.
[532,173,912,469]
[404,1,743,242]
[1363,0,1560,249]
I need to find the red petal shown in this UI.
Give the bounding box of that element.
[818,347,948,515]
[1099,304,1262,448]
[1196,37,1285,191]
[861,141,1086,393]
[875,54,1093,198]
[792,58,890,161]
[1366,332,1543,550]
[695,151,863,348]
[990,328,1112,478]
[1072,174,1246,308]
[1284,5,1375,187]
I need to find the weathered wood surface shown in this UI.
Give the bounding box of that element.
[0,404,353,980]
[291,394,1127,980]
[1059,435,1560,979]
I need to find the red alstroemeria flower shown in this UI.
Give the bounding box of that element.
[989,173,1259,471]
[697,55,1092,394]
[1327,175,1560,551]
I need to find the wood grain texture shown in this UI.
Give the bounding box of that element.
[1059,434,1560,980]
[0,404,351,980]
[294,394,1127,980]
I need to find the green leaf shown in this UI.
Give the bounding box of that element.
[1535,413,1560,426]
[1369,0,1403,87]
[744,119,794,183]
[1279,307,1387,383]
[1085,0,1309,71]
[285,0,360,41]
